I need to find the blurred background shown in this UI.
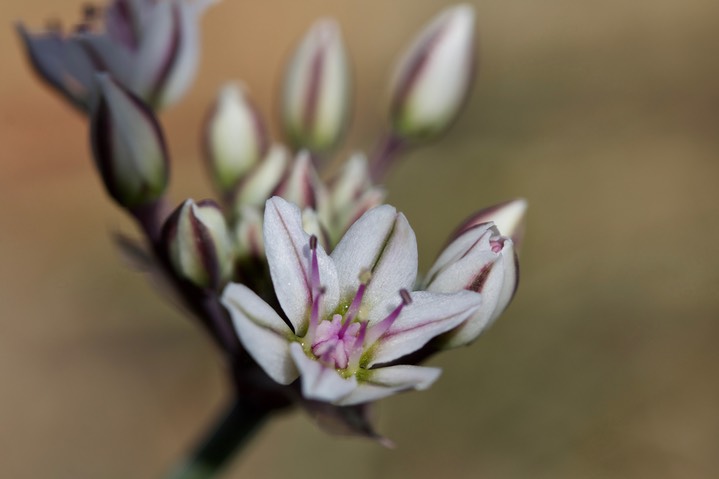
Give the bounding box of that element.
[1,0,718,477]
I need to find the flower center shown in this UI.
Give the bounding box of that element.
[304,235,411,372]
[311,314,361,369]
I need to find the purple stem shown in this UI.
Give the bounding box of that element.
[369,132,408,182]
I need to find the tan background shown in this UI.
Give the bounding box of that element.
[2,0,718,478]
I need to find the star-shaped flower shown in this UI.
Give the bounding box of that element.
[222,196,482,405]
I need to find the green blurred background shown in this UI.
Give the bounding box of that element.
[1,0,718,477]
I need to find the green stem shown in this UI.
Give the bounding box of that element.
[166,398,270,479]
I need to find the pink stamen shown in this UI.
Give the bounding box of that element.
[339,271,370,335]
[347,322,368,371]
[304,287,325,345]
[365,289,412,347]
[309,235,321,300]
[490,238,504,253]
[339,283,365,335]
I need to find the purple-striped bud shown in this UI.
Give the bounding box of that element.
[90,74,169,208]
[203,82,268,196]
[449,198,527,249]
[388,4,476,141]
[424,222,518,348]
[281,18,350,153]
[17,0,215,111]
[326,153,386,242]
[163,199,234,289]
[275,150,327,211]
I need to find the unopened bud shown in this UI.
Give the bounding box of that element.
[275,150,327,211]
[281,18,350,153]
[204,82,268,195]
[163,199,234,289]
[388,4,476,141]
[425,222,518,348]
[302,208,330,252]
[90,74,169,208]
[450,198,527,249]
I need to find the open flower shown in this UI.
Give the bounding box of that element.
[222,197,482,405]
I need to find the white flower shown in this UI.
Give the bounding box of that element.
[222,197,482,405]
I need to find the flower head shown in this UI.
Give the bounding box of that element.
[222,197,482,405]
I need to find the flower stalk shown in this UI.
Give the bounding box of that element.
[165,397,271,479]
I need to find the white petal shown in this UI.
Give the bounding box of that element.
[441,241,518,348]
[338,365,441,405]
[290,343,357,403]
[132,1,175,98]
[221,283,297,385]
[152,1,203,107]
[424,222,496,285]
[264,197,339,334]
[331,206,417,312]
[368,290,481,366]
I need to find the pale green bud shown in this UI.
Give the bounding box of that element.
[163,199,234,289]
[389,4,476,141]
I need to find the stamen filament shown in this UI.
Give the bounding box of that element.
[309,235,321,300]
[339,269,372,335]
[348,322,368,372]
[365,289,412,347]
[339,283,366,335]
[304,288,324,347]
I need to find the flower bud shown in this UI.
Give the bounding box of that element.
[388,4,476,141]
[203,82,268,196]
[234,205,264,260]
[281,18,350,153]
[326,153,386,241]
[163,199,234,289]
[424,222,518,348]
[301,208,330,252]
[103,0,215,108]
[90,74,169,209]
[17,0,216,111]
[450,198,527,249]
[234,144,290,209]
[275,150,327,211]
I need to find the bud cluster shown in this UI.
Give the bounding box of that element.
[18,0,528,449]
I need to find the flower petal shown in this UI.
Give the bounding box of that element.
[290,343,357,403]
[15,25,96,109]
[338,365,441,405]
[367,290,481,366]
[331,206,417,311]
[424,222,496,285]
[264,197,339,334]
[221,283,298,385]
[449,198,528,247]
[439,241,518,348]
